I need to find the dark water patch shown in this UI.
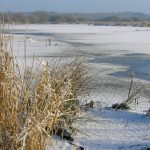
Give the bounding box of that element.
[13,32,56,37]
[74,50,108,57]
[111,70,150,81]
[25,53,85,58]
[62,41,94,47]
[89,53,150,81]
[124,53,150,58]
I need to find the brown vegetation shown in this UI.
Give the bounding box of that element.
[0,29,91,149]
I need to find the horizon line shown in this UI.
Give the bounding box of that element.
[0,11,150,15]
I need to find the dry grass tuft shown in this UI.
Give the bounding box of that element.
[0,30,91,149]
[112,74,141,110]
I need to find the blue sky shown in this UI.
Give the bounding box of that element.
[0,0,150,14]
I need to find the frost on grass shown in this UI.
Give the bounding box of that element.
[0,39,91,150]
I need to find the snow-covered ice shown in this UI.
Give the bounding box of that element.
[9,24,150,150]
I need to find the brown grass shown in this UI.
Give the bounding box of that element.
[0,30,90,149]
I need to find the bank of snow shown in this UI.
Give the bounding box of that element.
[10,24,150,150]
[48,108,150,150]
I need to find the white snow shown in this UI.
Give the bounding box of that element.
[11,24,150,54]
[75,108,150,150]
[8,24,150,150]
[47,109,150,150]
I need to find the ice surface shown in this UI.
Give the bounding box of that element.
[9,24,150,150]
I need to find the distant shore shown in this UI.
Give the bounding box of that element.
[93,21,150,27]
[1,11,150,27]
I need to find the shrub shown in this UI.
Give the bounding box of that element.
[146,108,150,117]
[0,32,91,149]
[112,74,140,110]
[112,103,130,110]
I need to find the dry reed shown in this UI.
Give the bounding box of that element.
[0,30,90,149]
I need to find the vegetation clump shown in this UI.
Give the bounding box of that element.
[112,74,140,110]
[146,108,150,117]
[112,103,130,110]
[82,100,94,110]
[0,29,91,149]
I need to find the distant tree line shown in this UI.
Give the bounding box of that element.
[0,11,150,24]
[0,11,87,24]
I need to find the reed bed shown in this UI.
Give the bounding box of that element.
[0,31,91,149]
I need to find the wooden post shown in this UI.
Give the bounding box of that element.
[48,38,51,46]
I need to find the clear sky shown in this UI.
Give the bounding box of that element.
[0,0,150,14]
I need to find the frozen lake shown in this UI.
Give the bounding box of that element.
[7,24,150,150]
[11,24,150,81]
